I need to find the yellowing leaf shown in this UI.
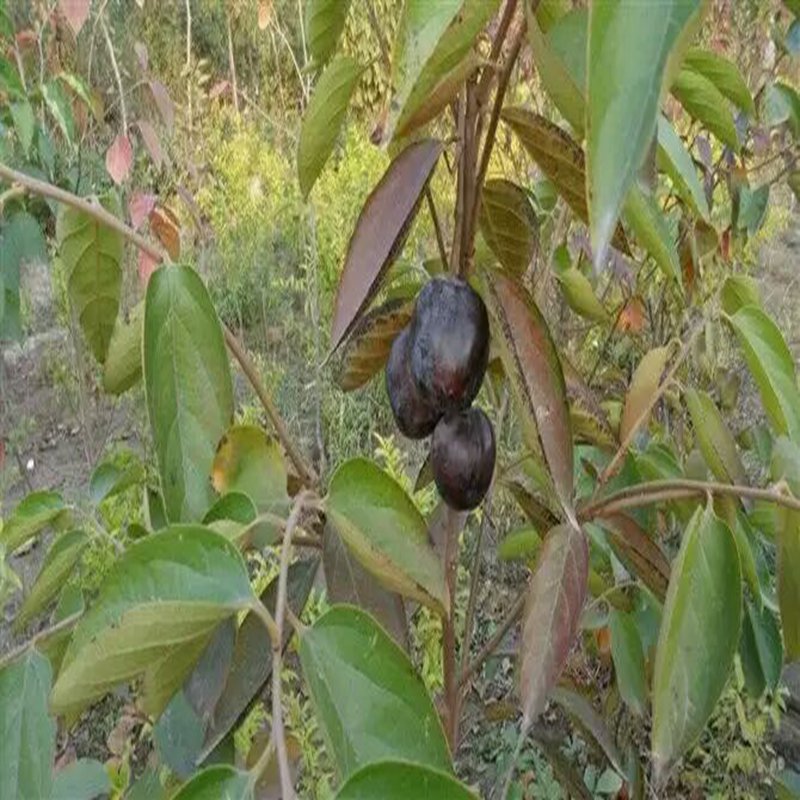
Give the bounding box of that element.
[620,346,671,443]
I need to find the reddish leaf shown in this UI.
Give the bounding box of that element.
[134,41,149,72]
[519,523,589,730]
[331,139,443,351]
[105,134,133,185]
[149,205,181,261]
[482,269,574,518]
[137,120,163,169]
[616,296,646,334]
[0,439,5,470]
[149,81,174,132]
[138,249,159,289]
[59,0,89,35]
[129,192,157,230]
[208,81,231,100]
[258,0,273,30]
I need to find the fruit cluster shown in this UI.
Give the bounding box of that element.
[386,277,496,511]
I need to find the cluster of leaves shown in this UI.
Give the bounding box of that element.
[1,0,800,798]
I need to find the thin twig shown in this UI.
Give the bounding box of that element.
[0,184,26,213]
[579,478,800,521]
[100,16,127,134]
[475,0,520,109]
[460,79,478,276]
[185,0,193,128]
[0,611,82,670]
[272,493,308,800]
[450,94,468,274]
[225,7,240,116]
[426,187,449,268]
[442,505,464,749]
[459,588,526,688]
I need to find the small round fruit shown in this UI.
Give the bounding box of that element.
[386,328,441,439]
[431,407,496,511]
[409,277,490,413]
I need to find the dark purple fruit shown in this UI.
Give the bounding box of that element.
[409,277,490,413]
[431,407,496,511]
[386,328,441,439]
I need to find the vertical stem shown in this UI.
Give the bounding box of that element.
[226,7,240,116]
[185,0,193,129]
[449,95,467,274]
[101,16,127,134]
[442,505,462,749]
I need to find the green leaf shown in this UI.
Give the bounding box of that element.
[672,68,739,151]
[609,609,647,716]
[555,266,610,323]
[103,301,143,395]
[537,0,571,32]
[762,82,800,135]
[685,388,746,485]
[306,0,352,69]
[335,761,475,799]
[501,108,630,255]
[519,523,589,729]
[323,519,408,650]
[738,185,770,236]
[481,269,574,517]
[15,529,89,628]
[1,490,65,552]
[0,651,56,800]
[37,585,85,675]
[587,0,701,264]
[652,504,742,780]
[0,55,24,97]
[198,561,317,761]
[57,72,101,121]
[656,116,710,220]
[50,526,253,717]
[728,305,800,441]
[144,265,234,523]
[390,0,499,141]
[498,526,542,562]
[10,100,34,156]
[527,6,585,134]
[42,80,75,145]
[331,140,443,350]
[90,459,143,505]
[171,766,251,800]
[683,48,755,115]
[210,425,288,516]
[298,56,363,198]
[52,758,111,800]
[298,605,451,779]
[0,211,47,341]
[57,194,125,364]
[739,598,783,698]
[721,275,761,315]
[479,179,539,276]
[327,459,447,613]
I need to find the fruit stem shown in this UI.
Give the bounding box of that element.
[441,505,465,749]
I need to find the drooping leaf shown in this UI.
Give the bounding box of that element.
[685,388,746,485]
[15,529,89,629]
[200,559,318,761]
[721,275,761,315]
[739,598,783,698]
[306,0,352,69]
[298,605,451,779]
[0,211,47,341]
[51,758,111,800]
[498,526,542,562]
[652,504,742,780]
[89,459,143,505]
[330,140,443,350]
[608,609,647,716]
[0,651,56,800]
[479,179,538,276]
[170,766,251,800]
[323,520,408,650]
[519,523,589,730]
[672,68,739,151]
[683,47,755,115]
[481,269,574,517]
[50,526,253,717]
[762,81,800,135]
[149,80,175,131]
[105,134,133,185]
[1,490,66,552]
[59,0,90,35]
[620,346,671,443]
[0,55,24,97]
[37,584,85,675]
[144,265,234,523]
[337,298,414,391]
[137,119,163,169]
[298,56,363,198]
[562,358,617,449]
[149,205,181,261]
[57,195,124,364]
[334,761,475,799]
[501,109,630,255]
[389,0,499,141]
[586,0,701,264]
[738,184,770,237]
[10,100,34,156]
[555,266,609,324]
[656,116,710,220]
[210,425,289,516]
[57,72,101,121]
[42,80,75,145]
[728,305,800,442]
[598,513,670,600]
[327,459,447,613]
[102,301,143,395]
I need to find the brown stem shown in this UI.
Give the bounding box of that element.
[450,95,468,274]
[0,161,317,489]
[459,588,526,688]
[426,187,449,268]
[475,0,519,108]
[579,478,800,520]
[100,16,127,134]
[459,79,478,277]
[442,505,463,749]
